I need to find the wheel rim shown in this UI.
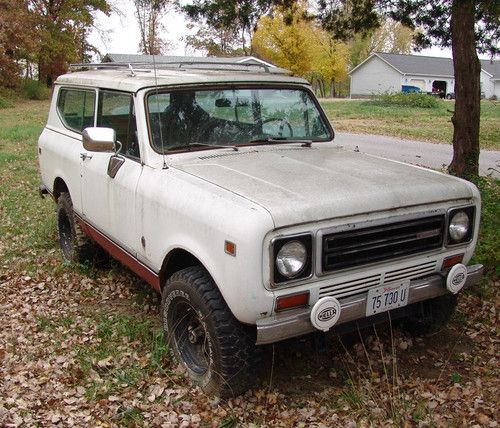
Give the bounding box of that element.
[169,299,210,375]
[58,209,73,260]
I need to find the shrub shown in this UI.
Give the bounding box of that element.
[22,79,50,100]
[0,95,13,109]
[369,91,440,108]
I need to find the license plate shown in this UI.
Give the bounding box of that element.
[366,280,410,317]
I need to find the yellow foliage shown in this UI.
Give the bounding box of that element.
[252,4,349,84]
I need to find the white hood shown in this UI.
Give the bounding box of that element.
[171,144,474,227]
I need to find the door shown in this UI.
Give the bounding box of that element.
[81,90,142,255]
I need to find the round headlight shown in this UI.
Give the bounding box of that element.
[276,240,307,278]
[449,211,470,242]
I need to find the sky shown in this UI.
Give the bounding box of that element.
[87,0,468,61]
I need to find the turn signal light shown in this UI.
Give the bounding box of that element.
[441,254,464,271]
[276,292,309,312]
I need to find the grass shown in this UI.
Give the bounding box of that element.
[320,98,500,150]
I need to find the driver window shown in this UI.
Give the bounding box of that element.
[97,91,140,159]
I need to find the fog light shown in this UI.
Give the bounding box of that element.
[446,263,467,294]
[310,297,341,332]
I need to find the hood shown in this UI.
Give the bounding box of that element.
[170,144,473,228]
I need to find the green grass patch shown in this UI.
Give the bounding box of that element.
[470,178,500,292]
[0,94,13,108]
[320,99,500,150]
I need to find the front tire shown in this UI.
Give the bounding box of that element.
[161,266,260,397]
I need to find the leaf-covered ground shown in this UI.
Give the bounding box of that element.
[1,99,499,427]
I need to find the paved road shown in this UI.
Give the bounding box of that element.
[335,132,500,179]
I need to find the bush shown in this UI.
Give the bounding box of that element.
[369,91,440,108]
[0,95,13,109]
[22,79,50,100]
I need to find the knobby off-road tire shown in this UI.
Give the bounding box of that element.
[161,266,260,398]
[402,294,458,335]
[57,192,97,263]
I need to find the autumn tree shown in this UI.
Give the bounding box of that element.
[252,6,314,76]
[350,18,414,67]
[182,0,275,55]
[28,0,112,86]
[0,0,35,87]
[135,0,171,55]
[184,23,245,56]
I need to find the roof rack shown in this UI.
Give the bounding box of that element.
[68,61,288,74]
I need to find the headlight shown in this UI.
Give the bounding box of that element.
[449,211,469,241]
[276,240,307,278]
[273,234,313,284]
[447,207,474,245]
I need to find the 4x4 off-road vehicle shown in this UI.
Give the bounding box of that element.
[38,60,483,397]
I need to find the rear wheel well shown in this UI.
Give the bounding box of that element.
[53,178,69,201]
[160,249,203,289]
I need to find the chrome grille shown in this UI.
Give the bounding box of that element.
[322,215,444,272]
[319,260,438,299]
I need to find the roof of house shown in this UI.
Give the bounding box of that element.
[350,52,499,79]
[102,53,276,68]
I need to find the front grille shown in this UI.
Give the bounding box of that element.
[322,215,444,272]
[319,260,437,299]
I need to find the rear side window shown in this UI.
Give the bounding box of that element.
[57,88,95,132]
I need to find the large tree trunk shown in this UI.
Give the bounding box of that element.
[449,0,481,179]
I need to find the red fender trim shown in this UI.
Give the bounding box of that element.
[76,216,161,292]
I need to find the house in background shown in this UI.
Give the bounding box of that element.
[349,52,499,99]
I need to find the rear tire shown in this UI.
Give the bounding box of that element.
[57,192,97,263]
[161,266,260,397]
[402,294,458,335]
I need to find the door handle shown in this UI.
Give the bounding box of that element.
[80,153,93,161]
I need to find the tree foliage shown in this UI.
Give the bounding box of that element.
[0,0,35,87]
[349,18,414,67]
[182,0,277,54]
[30,0,111,86]
[135,0,172,55]
[184,23,245,56]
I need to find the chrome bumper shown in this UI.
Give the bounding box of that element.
[256,264,483,345]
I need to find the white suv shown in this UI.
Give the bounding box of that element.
[38,61,483,397]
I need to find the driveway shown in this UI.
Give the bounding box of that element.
[335,132,500,179]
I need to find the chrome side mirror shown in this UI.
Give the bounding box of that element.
[82,127,116,152]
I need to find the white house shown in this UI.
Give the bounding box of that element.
[349,52,499,99]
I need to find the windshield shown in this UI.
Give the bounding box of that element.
[147,87,332,152]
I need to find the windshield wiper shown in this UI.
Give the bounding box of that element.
[171,142,239,152]
[246,137,313,147]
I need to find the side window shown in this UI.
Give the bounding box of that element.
[57,88,95,132]
[97,91,139,159]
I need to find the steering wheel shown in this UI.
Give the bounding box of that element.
[261,117,293,137]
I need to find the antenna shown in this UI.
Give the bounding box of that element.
[151,54,168,169]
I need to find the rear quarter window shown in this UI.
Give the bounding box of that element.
[57,88,96,133]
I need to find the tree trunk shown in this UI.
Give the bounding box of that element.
[449,0,480,179]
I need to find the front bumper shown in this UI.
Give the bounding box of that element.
[255,264,483,345]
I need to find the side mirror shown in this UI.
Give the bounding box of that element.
[82,127,116,152]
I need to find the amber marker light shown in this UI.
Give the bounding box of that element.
[441,254,464,271]
[224,240,236,256]
[276,292,310,312]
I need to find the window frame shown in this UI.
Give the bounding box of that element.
[144,83,335,154]
[56,86,97,134]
